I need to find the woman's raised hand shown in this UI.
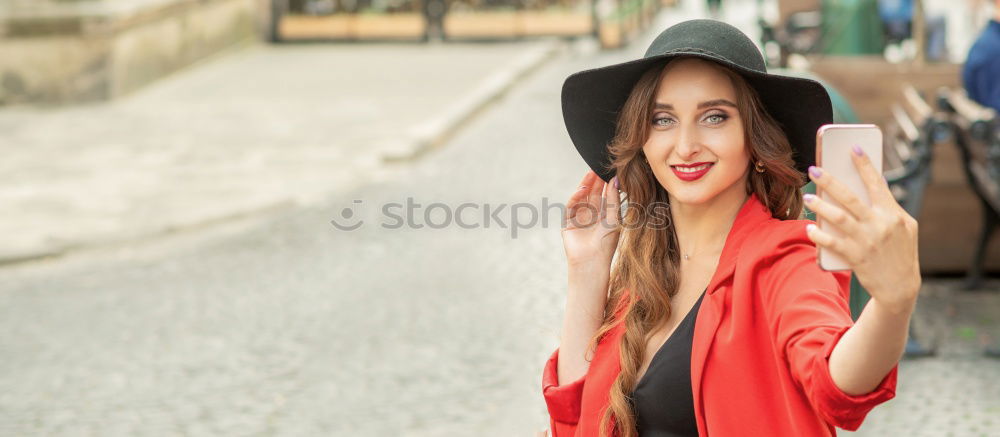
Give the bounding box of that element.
[561,170,621,269]
[556,171,619,397]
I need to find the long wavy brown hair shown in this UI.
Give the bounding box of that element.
[589,57,808,437]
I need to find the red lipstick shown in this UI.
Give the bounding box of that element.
[670,162,714,181]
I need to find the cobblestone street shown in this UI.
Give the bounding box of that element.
[1,0,998,436]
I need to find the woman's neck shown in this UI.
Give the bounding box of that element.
[669,186,749,260]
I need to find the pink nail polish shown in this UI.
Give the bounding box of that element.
[808,166,822,178]
[852,144,864,157]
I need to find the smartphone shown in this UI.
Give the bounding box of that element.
[815,124,883,271]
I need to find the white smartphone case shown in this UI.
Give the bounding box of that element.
[815,124,883,271]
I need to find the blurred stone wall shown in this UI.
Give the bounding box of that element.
[0,0,258,105]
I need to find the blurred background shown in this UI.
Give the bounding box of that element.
[1,0,998,435]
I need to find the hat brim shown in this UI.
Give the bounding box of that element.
[561,51,833,185]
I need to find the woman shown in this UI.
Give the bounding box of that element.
[540,19,920,437]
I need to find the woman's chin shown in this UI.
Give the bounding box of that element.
[667,189,714,206]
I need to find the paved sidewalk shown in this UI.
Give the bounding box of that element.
[843,278,1000,436]
[0,38,562,264]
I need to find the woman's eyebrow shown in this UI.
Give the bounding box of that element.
[654,99,737,110]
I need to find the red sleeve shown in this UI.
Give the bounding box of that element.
[759,224,898,431]
[542,347,585,436]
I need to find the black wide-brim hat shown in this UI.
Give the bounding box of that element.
[562,19,833,185]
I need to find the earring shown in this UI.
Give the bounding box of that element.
[755,160,766,173]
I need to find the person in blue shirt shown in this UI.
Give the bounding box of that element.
[962,2,1000,111]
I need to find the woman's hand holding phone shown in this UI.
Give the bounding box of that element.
[803,145,922,315]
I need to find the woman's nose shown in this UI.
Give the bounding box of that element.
[674,123,702,158]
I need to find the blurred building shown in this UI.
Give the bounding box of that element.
[0,0,265,105]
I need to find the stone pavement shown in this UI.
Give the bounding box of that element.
[843,278,1000,436]
[0,23,603,434]
[0,36,561,265]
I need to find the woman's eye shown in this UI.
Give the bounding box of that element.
[652,117,674,126]
[706,113,729,124]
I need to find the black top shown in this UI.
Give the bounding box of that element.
[629,288,706,437]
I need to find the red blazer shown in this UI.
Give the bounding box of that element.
[541,192,898,436]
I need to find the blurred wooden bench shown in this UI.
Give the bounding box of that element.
[882,85,951,218]
[937,88,1000,289]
